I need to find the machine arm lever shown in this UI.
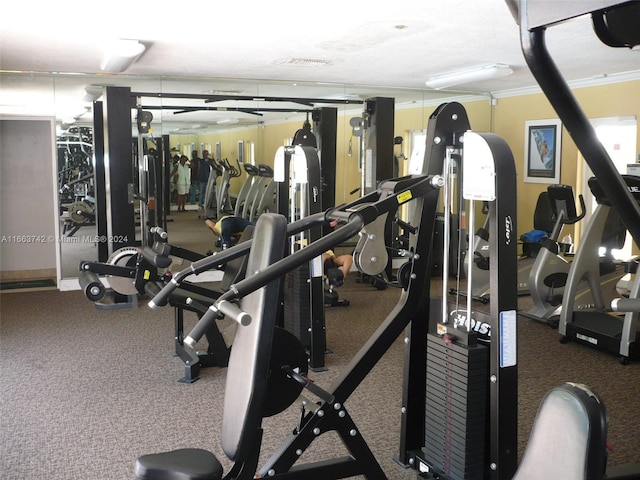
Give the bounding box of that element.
[184,299,251,348]
[611,297,640,313]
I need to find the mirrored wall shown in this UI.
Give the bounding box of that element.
[0,72,492,281]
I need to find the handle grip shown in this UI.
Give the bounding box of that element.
[150,226,168,240]
[611,297,640,312]
[148,278,179,308]
[216,300,252,326]
[184,300,251,348]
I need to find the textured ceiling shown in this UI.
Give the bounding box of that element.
[1,0,638,132]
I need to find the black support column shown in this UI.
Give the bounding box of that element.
[92,100,108,262]
[103,86,135,253]
[363,97,395,195]
[312,107,338,211]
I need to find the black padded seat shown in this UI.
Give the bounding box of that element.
[135,214,288,480]
[135,448,223,480]
[512,383,608,480]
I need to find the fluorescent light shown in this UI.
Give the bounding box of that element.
[426,64,513,89]
[100,40,146,73]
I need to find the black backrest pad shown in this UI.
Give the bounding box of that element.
[533,191,555,233]
[588,174,640,206]
[513,382,608,480]
[547,184,577,220]
[221,213,288,461]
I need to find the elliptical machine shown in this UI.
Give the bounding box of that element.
[520,184,585,327]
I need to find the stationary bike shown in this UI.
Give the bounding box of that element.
[520,184,585,327]
[449,202,491,304]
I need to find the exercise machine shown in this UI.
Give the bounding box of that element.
[457,189,564,303]
[145,226,255,382]
[274,143,326,370]
[350,97,396,283]
[201,159,219,219]
[79,225,250,381]
[233,164,259,218]
[452,202,491,303]
[135,100,520,479]
[138,166,447,479]
[510,0,640,368]
[558,176,640,363]
[134,221,612,480]
[215,158,241,220]
[245,164,274,221]
[57,126,97,237]
[520,184,586,326]
[249,165,277,220]
[133,100,628,479]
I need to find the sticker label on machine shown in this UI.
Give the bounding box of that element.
[500,310,517,368]
[462,131,496,201]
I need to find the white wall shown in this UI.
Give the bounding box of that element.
[0,117,58,278]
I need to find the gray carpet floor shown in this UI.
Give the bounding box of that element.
[2,268,640,479]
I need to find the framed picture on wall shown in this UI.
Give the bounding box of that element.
[524,119,562,184]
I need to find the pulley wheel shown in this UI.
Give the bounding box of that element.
[106,247,140,295]
[69,201,93,224]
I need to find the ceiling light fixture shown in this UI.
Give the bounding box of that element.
[217,118,239,125]
[425,63,513,89]
[100,40,146,73]
[82,85,103,102]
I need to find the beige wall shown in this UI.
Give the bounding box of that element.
[169,80,639,239]
[492,79,640,237]
[170,98,492,206]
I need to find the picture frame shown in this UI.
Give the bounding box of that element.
[524,119,562,184]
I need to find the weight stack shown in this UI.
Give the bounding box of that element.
[423,332,488,480]
[283,263,311,347]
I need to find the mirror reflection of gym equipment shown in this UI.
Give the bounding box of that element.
[133,2,640,480]
[2,1,636,478]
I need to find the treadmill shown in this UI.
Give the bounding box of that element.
[558,175,640,363]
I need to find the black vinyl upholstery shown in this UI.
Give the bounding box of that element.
[513,383,608,480]
[134,449,222,480]
[221,213,287,461]
[533,191,555,234]
[135,214,288,480]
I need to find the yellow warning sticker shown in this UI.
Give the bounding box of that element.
[397,190,413,203]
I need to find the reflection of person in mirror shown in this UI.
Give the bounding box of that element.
[171,155,191,212]
[322,250,353,278]
[189,150,200,205]
[205,216,253,250]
